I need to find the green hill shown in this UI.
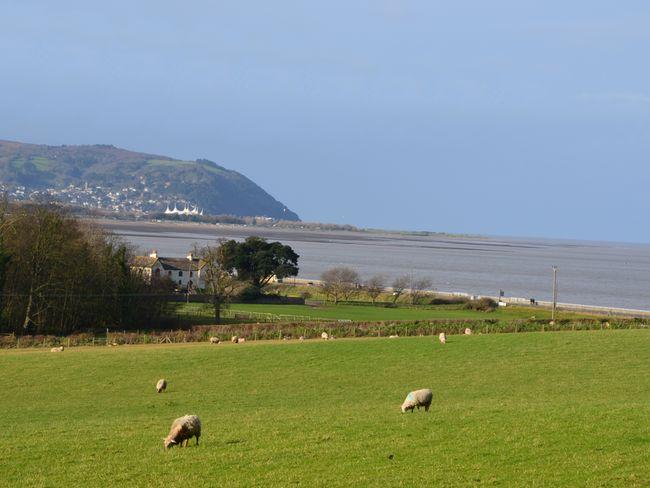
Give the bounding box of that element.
[0,140,299,220]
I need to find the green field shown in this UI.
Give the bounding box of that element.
[10,156,54,171]
[175,301,588,323]
[1,330,648,486]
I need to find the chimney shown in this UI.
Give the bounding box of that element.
[150,250,158,259]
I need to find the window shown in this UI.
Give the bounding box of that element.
[168,271,172,276]
[178,280,182,285]
[190,271,193,277]
[179,271,183,277]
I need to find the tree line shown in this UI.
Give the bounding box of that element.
[0,204,173,335]
[0,205,302,334]
[320,267,433,305]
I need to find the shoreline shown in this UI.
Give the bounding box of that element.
[89,218,650,317]
[285,278,650,318]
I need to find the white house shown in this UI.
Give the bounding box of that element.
[131,250,206,291]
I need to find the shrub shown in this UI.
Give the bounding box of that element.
[238,285,263,302]
[429,296,468,306]
[464,297,497,312]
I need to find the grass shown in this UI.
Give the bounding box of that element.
[146,159,226,176]
[10,156,54,171]
[174,301,589,323]
[0,330,648,486]
[146,158,197,168]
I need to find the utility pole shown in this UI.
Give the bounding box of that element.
[551,266,558,321]
[187,257,191,304]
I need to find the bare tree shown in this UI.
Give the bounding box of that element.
[321,267,360,304]
[391,275,410,303]
[364,274,386,304]
[409,277,433,304]
[195,241,239,324]
[0,204,173,335]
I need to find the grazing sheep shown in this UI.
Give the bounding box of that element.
[438,332,446,344]
[401,388,433,413]
[237,337,246,343]
[50,346,64,353]
[156,379,167,393]
[299,336,305,341]
[321,332,329,340]
[209,336,220,344]
[231,335,239,343]
[464,328,472,335]
[389,335,399,339]
[163,415,201,449]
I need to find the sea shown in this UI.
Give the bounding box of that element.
[100,220,650,311]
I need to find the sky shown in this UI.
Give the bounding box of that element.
[1,1,650,242]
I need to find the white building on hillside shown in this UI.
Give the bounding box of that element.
[164,203,204,216]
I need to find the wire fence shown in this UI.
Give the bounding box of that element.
[1,317,647,349]
[220,309,331,323]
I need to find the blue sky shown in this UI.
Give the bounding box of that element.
[1,1,649,242]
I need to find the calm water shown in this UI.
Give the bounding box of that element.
[103,221,650,310]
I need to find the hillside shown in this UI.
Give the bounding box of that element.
[0,140,299,220]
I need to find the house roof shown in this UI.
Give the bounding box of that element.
[131,256,203,272]
[131,256,157,268]
[158,257,202,272]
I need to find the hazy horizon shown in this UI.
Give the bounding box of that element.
[2,1,649,242]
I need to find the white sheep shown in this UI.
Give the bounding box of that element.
[163,415,201,449]
[50,346,64,353]
[209,336,220,344]
[438,332,446,344]
[389,335,399,339]
[464,328,472,335]
[156,379,167,393]
[237,337,246,343]
[401,388,433,413]
[321,332,329,340]
[231,335,239,343]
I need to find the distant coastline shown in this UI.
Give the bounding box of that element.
[95,217,650,313]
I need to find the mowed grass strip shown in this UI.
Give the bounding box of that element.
[177,301,585,322]
[0,331,648,487]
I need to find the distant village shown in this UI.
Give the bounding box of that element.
[1,182,361,232]
[1,181,200,216]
